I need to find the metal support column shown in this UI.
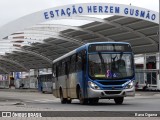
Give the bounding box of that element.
[144,54,147,84]
[158,18,160,89]
[157,43,160,89]
[29,70,31,88]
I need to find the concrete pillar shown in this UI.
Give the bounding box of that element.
[156,53,160,89]
[143,54,147,84]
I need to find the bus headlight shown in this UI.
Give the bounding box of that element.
[88,81,100,90]
[125,81,134,89]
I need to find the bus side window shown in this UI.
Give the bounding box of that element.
[56,65,58,79]
[53,65,56,78]
[82,50,86,70]
[59,62,62,77]
[61,61,65,76]
[66,57,71,76]
[44,75,46,82]
[70,54,76,73]
[45,75,48,82]
[68,57,71,74]
[65,61,69,78]
[46,75,48,82]
[52,65,54,76]
[76,52,82,72]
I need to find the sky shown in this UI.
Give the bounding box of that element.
[0,0,159,27]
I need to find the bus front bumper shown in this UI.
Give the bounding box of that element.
[87,87,135,98]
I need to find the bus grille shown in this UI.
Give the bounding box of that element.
[104,91,121,94]
[98,81,126,85]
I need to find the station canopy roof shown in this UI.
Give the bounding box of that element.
[0,4,159,74]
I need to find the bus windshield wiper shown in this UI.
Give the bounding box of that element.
[98,52,106,75]
[111,54,117,79]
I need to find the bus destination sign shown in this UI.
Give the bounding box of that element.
[88,44,132,52]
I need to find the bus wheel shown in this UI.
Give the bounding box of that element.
[89,98,99,105]
[41,87,45,93]
[60,89,67,104]
[67,99,72,104]
[78,89,87,105]
[114,97,124,105]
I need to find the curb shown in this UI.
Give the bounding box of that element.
[0,88,38,93]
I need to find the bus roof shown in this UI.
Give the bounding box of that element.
[85,42,130,45]
[53,42,131,63]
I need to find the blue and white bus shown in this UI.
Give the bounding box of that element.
[52,42,135,104]
[38,74,53,93]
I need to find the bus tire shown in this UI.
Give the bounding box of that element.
[67,99,72,104]
[114,97,124,105]
[78,88,88,105]
[59,88,67,104]
[89,98,99,105]
[41,87,45,93]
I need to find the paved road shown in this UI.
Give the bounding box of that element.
[0,91,160,111]
[0,90,160,119]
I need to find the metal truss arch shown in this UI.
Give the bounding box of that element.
[14,48,53,64]
[0,57,29,71]
[0,66,10,74]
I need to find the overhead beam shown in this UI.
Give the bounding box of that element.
[28,24,114,41]
[0,66,10,74]
[14,48,53,64]
[3,55,51,70]
[0,56,29,71]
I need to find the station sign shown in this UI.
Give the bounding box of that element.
[43,3,159,24]
[0,3,158,40]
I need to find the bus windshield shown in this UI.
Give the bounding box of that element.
[88,53,134,80]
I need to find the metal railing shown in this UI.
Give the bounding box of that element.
[14,77,38,89]
[135,69,159,89]
[0,80,9,88]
